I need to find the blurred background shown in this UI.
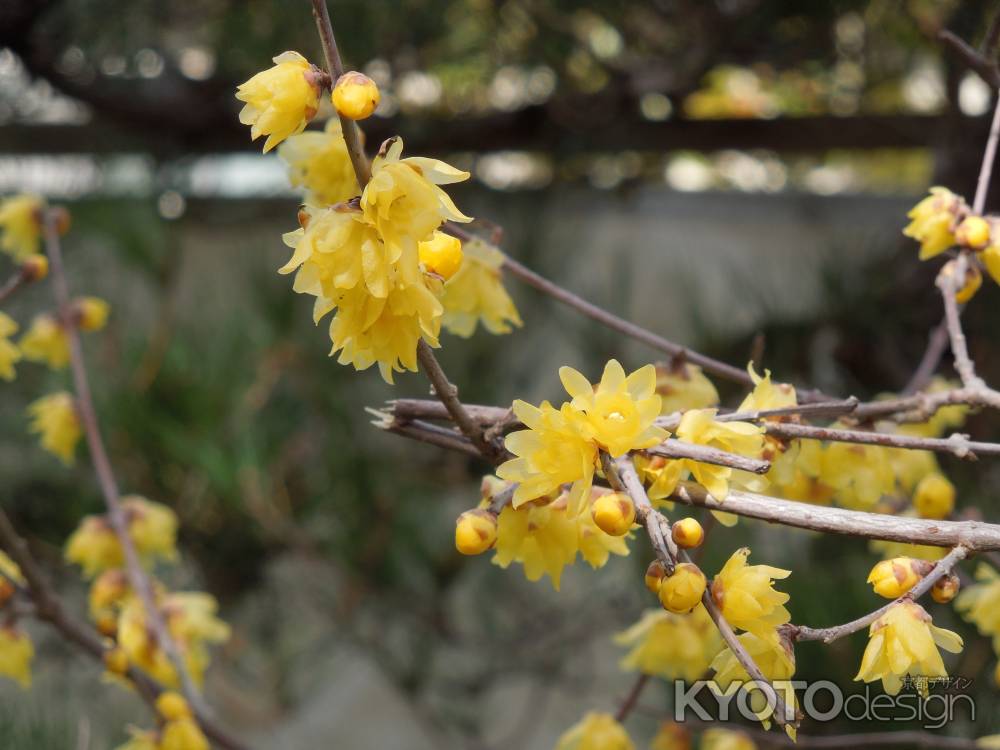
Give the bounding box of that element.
[2,0,1000,747]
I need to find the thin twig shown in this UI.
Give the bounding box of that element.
[902,320,949,395]
[646,440,771,474]
[762,421,1000,459]
[614,673,649,723]
[973,94,1000,215]
[939,29,1000,88]
[43,213,209,718]
[0,270,28,306]
[790,546,968,643]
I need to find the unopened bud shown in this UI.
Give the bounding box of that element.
[96,612,119,638]
[658,563,706,613]
[591,492,635,537]
[956,215,990,250]
[418,232,464,281]
[73,297,110,333]
[454,509,498,555]
[103,647,129,676]
[931,573,960,604]
[644,559,667,594]
[331,71,380,120]
[20,254,48,282]
[156,691,191,721]
[913,472,955,520]
[867,557,932,599]
[671,517,704,549]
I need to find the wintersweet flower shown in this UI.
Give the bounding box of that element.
[441,238,522,337]
[0,312,22,381]
[454,509,498,555]
[675,409,764,501]
[361,137,472,260]
[559,359,666,457]
[955,563,1000,651]
[615,604,721,681]
[498,400,598,514]
[820,438,895,510]
[89,569,129,622]
[932,574,960,604]
[19,314,69,369]
[654,361,719,415]
[65,498,179,577]
[27,392,81,464]
[855,600,963,696]
[699,729,757,750]
[331,71,380,120]
[737,365,796,413]
[659,563,707,613]
[491,493,579,589]
[278,118,359,206]
[74,296,111,332]
[867,557,931,599]
[0,627,33,688]
[236,52,322,153]
[590,491,635,537]
[636,454,684,505]
[65,516,123,577]
[711,548,791,634]
[913,472,955,519]
[577,503,630,568]
[903,187,965,260]
[0,194,44,260]
[554,712,634,750]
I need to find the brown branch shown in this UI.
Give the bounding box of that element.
[973,94,1000,215]
[43,212,211,719]
[789,546,968,643]
[762,421,1000,459]
[0,270,28,306]
[646,440,771,474]
[939,29,1000,88]
[902,320,949,395]
[614,673,649,723]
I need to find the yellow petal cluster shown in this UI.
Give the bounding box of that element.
[19,314,69,369]
[675,409,764,501]
[913,472,955,519]
[855,600,962,695]
[819,438,895,510]
[955,563,1000,653]
[0,311,22,381]
[737,365,796,413]
[655,361,719,415]
[278,118,360,206]
[554,712,633,750]
[0,627,33,689]
[903,187,965,260]
[65,497,179,577]
[615,604,722,681]
[710,547,791,635]
[441,238,522,337]
[236,52,321,153]
[0,194,44,260]
[27,391,81,464]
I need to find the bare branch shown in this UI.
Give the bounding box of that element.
[646,440,771,474]
[939,29,1000,88]
[762,421,1000,459]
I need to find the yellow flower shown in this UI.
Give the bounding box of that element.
[655,361,719,415]
[0,311,22,381]
[27,391,81,464]
[236,52,322,153]
[418,231,464,280]
[560,359,666,457]
[855,600,963,695]
[636,454,684,505]
[19,314,69,369]
[454,509,498,555]
[956,215,990,249]
[931,574,960,604]
[89,569,129,621]
[554,712,633,750]
[331,71,380,120]
[659,563,707,613]
[441,238,522,337]
[867,557,931,599]
[737,365,796,412]
[0,627,33,689]
[114,728,158,750]
[65,516,122,577]
[498,400,598,514]
[649,722,692,750]
[820,439,895,510]
[160,719,210,750]
[21,253,49,282]
[124,496,179,564]
[700,729,757,750]
[955,563,1000,652]
[278,118,360,206]
[614,604,722,682]
[913,472,955,519]
[577,503,630,568]
[903,187,964,260]
[712,628,795,687]
[361,137,472,260]
[711,548,791,634]
[74,296,111,332]
[491,495,579,590]
[0,194,44,260]
[675,409,764,501]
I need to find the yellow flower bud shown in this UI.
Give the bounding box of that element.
[941,259,982,303]
[103,647,129,675]
[454,509,498,555]
[332,71,381,120]
[156,691,191,722]
[96,612,119,638]
[956,215,990,249]
[73,296,110,332]
[913,472,955,520]
[418,231,464,281]
[591,492,636,537]
[931,573,960,604]
[644,559,667,594]
[20,254,48,282]
[867,557,931,599]
[671,517,704,549]
[658,563,707,613]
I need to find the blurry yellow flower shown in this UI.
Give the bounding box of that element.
[659,563,707,614]
[160,718,209,750]
[712,628,795,687]
[615,604,721,681]
[956,215,990,249]
[560,359,666,457]
[0,194,44,260]
[454,509,498,555]
[855,600,962,695]
[554,712,633,750]
[649,722,692,750]
[867,557,931,599]
[361,137,472,260]
[711,547,791,634]
[0,311,22,381]
[955,563,1000,652]
[0,550,24,600]
[0,627,33,688]
[124,496,179,564]
[675,409,764,501]
[278,118,359,206]
[103,646,129,676]
[27,391,81,465]
[895,378,968,439]
[21,253,49,282]
[66,516,122,577]
[737,365,796,412]
[418,230,464,280]
[74,296,111,332]
[89,569,129,621]
[19,314,69,369]
[492,495,579,590]
[655,361,719,415]
[157,691,191,721]
[700,729,757,750]
[236,52,322,153]
[441,238,521,337]
[884,442,937,494]
[903,187,964,260]
[331,71,380,120]
[114,728,158,750]
[913,472,955,519]
[498,400,597,514]
[820,439,895,510]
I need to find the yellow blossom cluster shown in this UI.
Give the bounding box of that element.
[440,237,522,337]
[115,692,209,750]
[27,391,82,465]
[236,52,323,153]
[614,604,722,681]
[554,712,633,750]
[955,563,1000,673]
[0,194,44,260]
